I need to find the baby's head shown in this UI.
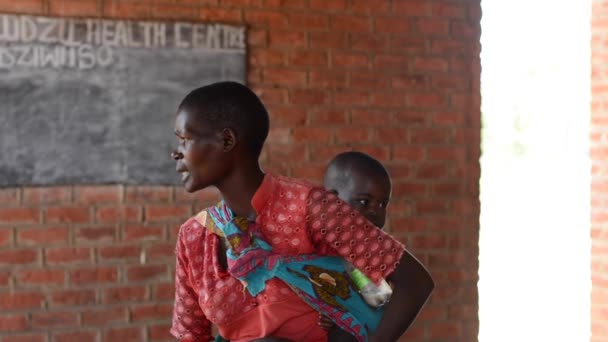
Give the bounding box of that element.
[323,152,391,229]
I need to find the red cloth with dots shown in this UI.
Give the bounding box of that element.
[170,174,405,342]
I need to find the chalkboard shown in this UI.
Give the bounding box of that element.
[0,14,246,186]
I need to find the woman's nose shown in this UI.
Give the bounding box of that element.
[171,151,183,160]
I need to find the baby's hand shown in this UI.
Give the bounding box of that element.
[318,314,334,331]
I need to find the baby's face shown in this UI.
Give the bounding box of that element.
[339,171,391,229]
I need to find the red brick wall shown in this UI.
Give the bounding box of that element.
[0,1,481,341]
[593,1,608,340]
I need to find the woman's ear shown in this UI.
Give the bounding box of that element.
[219,128,237,152]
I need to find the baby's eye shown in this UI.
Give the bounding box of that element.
[358,199,369,206]
[379,201,388,208]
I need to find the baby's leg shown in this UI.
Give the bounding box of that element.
[327,326,358,342]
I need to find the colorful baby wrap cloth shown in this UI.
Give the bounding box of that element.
[197,201,385,342]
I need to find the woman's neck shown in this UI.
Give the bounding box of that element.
[217,162,265,218]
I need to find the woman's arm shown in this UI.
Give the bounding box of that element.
[370,251,434,342]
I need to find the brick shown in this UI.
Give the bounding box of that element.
[264,0,306,8]
[46,206,90,223]
[416,200,450,216]
[393,182,427,198]
[433,111,465,125]
[374,54,407,68]
[430,321,462,338]
[432,2,466,18]
[2,333,47,342]
[103,0,150,18]
[416,163,448,179]
[374,128,408,144]
[309,108,348,125]
[289,51,328,67]
[0,0,44,14]
[416,18,450,35]
[0,188,19,205]
[263,68,307,86]
[151,4,200,20]
[350,34,389,51]
[350,71,390,89]
[149,324,173,341]
[334,127,370,144]
[74,186,121,204]
[309,32,348,49]
[351,109,388,126]
[70,267,118,285]
[384,163,410,179]
[17,226,68,246]
[82,307,128,325]
[251,49,286,66]
[0,314,28,331]
[103,285,148,304]
[331,15,371,32]
[429,147,465,162]
[292,127,332,144]
[252,85,287,104]
[0,228,12,246]
[332,51,368,68]
[125,186,172,203]
[0,270,10,287]
[103,327,144,342]
[45,247,92,264]
[220,0,262,6]
[0,208,40,224]
[265,144,304,163]
[96,205,142,223]
[153,282,175,301]
[451,20,478,39]
[53,331,98,342]
[290,89,327,105]
[31,311,78,328]
[248,28,267,47]
[245,10,287,28]
[375,18,410,33]
[268,30,307,48]
[407,92,446,109]
[308,146,347,163]
[75,226,116,243]
[49,289,96,307]
[127,264,169,282]
[145,205,190,223]
[309,70,348,88]
[431,74,470,90]
[199,7,242,22]
[131,303,173,321]
[146,243,175,260]
[333,90,370,106]
[351,0,389,14]
[389,35,426,54]
[22,187,70,204]
[289,13,328,30]
[414,57,449,72]
[309,0,347,11]
[0,249,38,266]
[370,92,405,108]
[267,128,291,145]
[49,0,98,16]
[98,244,141,261]
[0,292,45,310]
[391,74,426,90]
[16,269,65,286]
[269,106,307,127]
[410,127,451,144]
[393,0,431,16]
[291,163,325,181]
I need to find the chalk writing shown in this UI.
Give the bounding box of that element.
[0,14,246,70]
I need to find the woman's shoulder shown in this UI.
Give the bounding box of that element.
[177,206,221,248]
